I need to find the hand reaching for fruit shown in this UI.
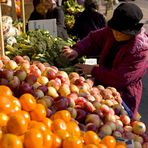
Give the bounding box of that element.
[63,46,78,61]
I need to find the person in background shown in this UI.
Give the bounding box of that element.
[63,3,148,118]
[70,0,106,40]
[28,0,69,40]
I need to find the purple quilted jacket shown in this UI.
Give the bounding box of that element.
[73,27,148,115]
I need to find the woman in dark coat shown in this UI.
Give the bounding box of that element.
[63,3,148,118]
[28,0,69,40]
[71,0,106,40]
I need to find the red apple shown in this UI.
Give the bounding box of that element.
[25,74,37,85]
[46,69,56,80]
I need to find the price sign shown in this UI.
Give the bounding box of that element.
[28,19,57,37]
[85,58,97,65]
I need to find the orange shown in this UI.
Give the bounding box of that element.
[84,144,98,148]
[51,133,62,148]
[10,96,21,108]
[42,117,53,130]
[66,121,81,137]
[6,114,28,136]
[0,113,9,127]
[28,121,47,133]
[62,136,83,148]
[51,119,67,132]
[42,130,53,148]
[0,96,12,114]
[30,103,46,122]
[83,131,101,145]
[0,133,23,148]
[19,93,36,112]
[0,128,3,140]
[53,110,71,122]
[20,110,30,123]
[24,128,43,148]
[55,130,70,140]
[0,85,12,97]
[97,143,108,148]
[101,136,116,148]
[116,142,126,148]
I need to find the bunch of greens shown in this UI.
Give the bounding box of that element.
[5,30,85,70]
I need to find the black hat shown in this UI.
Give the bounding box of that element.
[108,3,143,35]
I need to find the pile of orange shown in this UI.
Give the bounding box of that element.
[0,85,127,148]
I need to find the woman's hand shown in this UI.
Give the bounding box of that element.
[75,63,99,75]
[63,46,78,61]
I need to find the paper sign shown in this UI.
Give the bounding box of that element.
[28,19,57,37]
[85,58,97,65]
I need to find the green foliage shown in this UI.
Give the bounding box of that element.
[5,30,85,69]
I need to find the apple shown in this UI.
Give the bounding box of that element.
[46,69,56,80]
[67,93,78,102]
[99,104,110,114]
[48,79,61,91]
[26,74,37,85]
[68,72,79,80]
[2,69,14,81]
[85,114,102,128]
[99,124,112,136]
[36,62,46,73]
[52,97,69,111]
[47,86,59,98]
[76,108,88,123]
[9,76,20,90]
[40,96,53,107]
[112,130,122,138]
[86,95,95,102]
[46,108,53,118]
[134,141,142,148]
[83,101,96,113]
[13,55,25,64]
[105,121,116,131]
[19,82,32,95]
[97,85,105,91]
[70,84,79,94]
[74,78,84,86]
[38,85,48,94]
[133,134,144,144]
[120,114,131,125]
[30,65,41,77]
[5,60,18,70]
[20,62,30,73]
[124,125,133,132]
[67,97,75,108]
[67,107,77,119]
[85,78,94,88]
[32,89,44,99]
[37,76,49,85]
[86,123,98,132]
[58,83,70,97]
[0,78,9,85]
[132,121,146,135]
[14,69,27,81]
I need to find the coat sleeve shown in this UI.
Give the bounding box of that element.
[73,30,104,57]
[91,47,148,88]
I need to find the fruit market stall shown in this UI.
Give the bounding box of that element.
[0,1,148,148]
